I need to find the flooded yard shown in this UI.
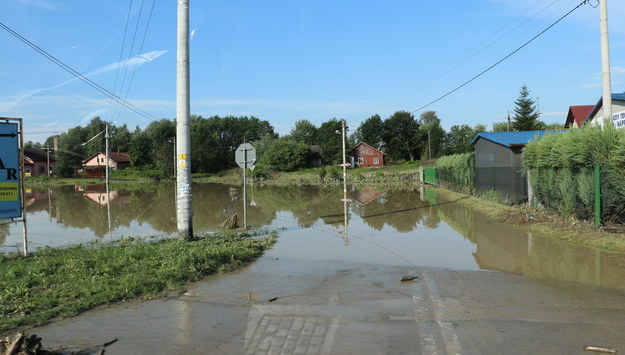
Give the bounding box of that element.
[3,182,625,293]
[9,182,625,354]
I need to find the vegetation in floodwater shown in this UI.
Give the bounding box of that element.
[0,233,276,332]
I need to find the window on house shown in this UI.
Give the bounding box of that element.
[358,157,364,164]
[373,158,379,165]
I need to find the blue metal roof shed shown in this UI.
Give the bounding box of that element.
[470,130,563,147]
[470,130,564,204]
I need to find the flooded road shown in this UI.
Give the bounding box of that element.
[8,182,625,354]
[5,182,625,293]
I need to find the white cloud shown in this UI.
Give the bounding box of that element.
[540,111,567,117]
[10,0,57,10]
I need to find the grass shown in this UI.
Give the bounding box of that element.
[434,187,625,253]
[0,233,276,332]
[195,164,421,186]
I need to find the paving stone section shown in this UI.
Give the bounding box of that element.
[244,305,340,355]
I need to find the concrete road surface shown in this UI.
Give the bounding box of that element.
[26,255,625,354]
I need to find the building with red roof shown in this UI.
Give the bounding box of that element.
[564,105,594,129]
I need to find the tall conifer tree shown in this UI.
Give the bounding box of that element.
[512,85,540,131]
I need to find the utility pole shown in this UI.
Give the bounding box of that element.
[600,0,612,128]
[176,0,193,238]
[341,119,347,194]
[45,144,50,177]
[105,123,109,187]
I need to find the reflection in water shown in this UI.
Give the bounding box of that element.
[431,186,625,293]
[3,183,625,293]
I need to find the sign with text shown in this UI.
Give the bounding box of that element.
[0,122,21,219]
[612,110,625,129]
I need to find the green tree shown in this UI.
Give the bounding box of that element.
[263,138,308,171]
[316,118,345,165]
[129,131,154,168]
[492,121,511,132]
[144,119,175,175]
[56,126,87,177]
[419,111,445,159]
[383,111,421,161]
[289,119,317,145]
[109,124,133,153]
[444,124,486,155]
[253,133,278,165]
[354,114,384,148]
[512,85,541,131]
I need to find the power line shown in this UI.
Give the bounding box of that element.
[0,21,159,122]
[409,0,590,114]
[104,0,134,122]
[114,0,157,123]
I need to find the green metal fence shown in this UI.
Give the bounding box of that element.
[423,167,437,185]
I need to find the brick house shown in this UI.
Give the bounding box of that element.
[82,152,130,178]
[23,148,56,177]
[349,142,385,168]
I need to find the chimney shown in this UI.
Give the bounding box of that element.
[53,135,59,153]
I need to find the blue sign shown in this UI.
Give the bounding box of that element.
[0,123,21,219]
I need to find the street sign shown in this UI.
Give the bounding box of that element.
[0,122,21,219]
[235,143,256,169]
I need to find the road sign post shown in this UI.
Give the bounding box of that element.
[1,118,27,255]
[0,122,21,219]
[235,143,256,229]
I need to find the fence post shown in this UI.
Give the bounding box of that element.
[594,163,601,227]
[527,169,533,206]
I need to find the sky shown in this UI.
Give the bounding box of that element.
[1,0,624,144]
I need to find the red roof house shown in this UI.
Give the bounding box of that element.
[564,105,594,128]
[349,142,385,168]
[82,152,130,178]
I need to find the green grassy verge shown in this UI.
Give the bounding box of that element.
[195,164,421,186]
[434,187,625,253]
[0,234,276,332]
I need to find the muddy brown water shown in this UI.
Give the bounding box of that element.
[3,182,625,294]
[6,182,625,354]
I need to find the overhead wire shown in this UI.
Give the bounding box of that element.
[114,0,157,123]
[0,21,160,122]
[367,0,567,116]
[408,0,590,114]
[111,0,146,121]
[103,0,134,123]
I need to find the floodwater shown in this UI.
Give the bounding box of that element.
[2,182,625,293]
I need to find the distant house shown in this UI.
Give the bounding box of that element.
[564,105,594,129]
[470,130,563,204]
[349,143,385,168]
[23,148,56,177]
[583,93,625,129]
[82,152,130,178]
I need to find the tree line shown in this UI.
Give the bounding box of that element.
[26,85,559,176]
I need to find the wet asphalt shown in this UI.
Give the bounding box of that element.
[27,254,625,355]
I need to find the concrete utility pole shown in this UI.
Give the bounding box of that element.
[105,124,109,187]
[341,119,347,194]
[176,0,193,237]
[600,0,612,128]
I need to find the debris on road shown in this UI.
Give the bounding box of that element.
[400,275,418,282]
[583,345,617,354]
